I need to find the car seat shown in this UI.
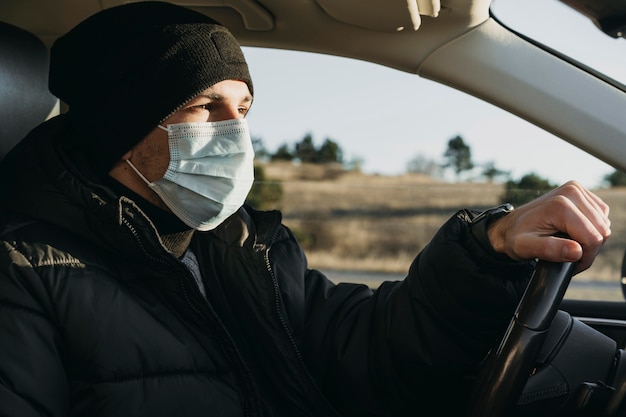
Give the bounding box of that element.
[0,22,58,160]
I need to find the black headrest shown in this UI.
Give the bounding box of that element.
[0,22,58,159]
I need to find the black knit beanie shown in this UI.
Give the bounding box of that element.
[49,1,253,173]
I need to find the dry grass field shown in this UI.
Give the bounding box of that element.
[258,162,626,299]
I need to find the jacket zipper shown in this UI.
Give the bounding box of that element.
[263,223,336,415]
[121,216,256,417]
[176,262,256,417]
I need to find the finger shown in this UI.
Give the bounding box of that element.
[545,204,608,272]
[519,182,608,227]
[539,186,611,245]
[514,232,583,264]
[584,188,610,217]
[564,181,611,231]
[495,181,610,270]
[556,197,609,250]
[509,199,607,268]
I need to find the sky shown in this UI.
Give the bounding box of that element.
[240,0,626,189]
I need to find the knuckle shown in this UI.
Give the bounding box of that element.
[561,181,583,197]
[549,194,572,209]
[561,180,582,191]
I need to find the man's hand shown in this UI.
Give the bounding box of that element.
[488,181,611,274]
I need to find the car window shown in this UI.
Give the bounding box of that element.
[242,41,625,302]
[488,0,626,298]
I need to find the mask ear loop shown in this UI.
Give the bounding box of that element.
[124,124,170,184]
[125,159,153,186]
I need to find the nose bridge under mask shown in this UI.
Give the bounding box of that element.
[131,118,254,231]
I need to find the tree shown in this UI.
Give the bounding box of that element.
[318,138,343,163]
[246,164,283,210]
[268,134,345,166]
[406,154,442,177]
[294,133,319,163]
[481,161,510,183]
[270,143,294,161]
[501,173,556,206]
[604,170,626,187]
[344,155,365,172]
[442,135,474,180]
[251,137,269,161]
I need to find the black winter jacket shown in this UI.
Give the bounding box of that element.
[0,117,533,416]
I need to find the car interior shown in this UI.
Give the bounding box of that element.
[0,21,57,159]
[2,0,626,415]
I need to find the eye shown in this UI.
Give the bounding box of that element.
[193,103,213,111]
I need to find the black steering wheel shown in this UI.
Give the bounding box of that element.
[467,260,577,417]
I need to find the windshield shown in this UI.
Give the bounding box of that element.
[491,0,626,88]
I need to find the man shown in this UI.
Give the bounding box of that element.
[0,1,610,416]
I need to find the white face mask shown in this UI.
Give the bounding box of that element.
[126,119,254,231]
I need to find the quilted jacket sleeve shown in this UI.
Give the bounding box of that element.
[302,209,534,416]
[0,239,69,416]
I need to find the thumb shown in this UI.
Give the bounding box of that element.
[558,238,583,262]
[520,233,582,263]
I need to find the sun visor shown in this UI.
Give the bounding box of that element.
[316,0,440,32]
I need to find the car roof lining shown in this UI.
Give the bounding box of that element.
[0,0,490,73]
[1,0,624,173]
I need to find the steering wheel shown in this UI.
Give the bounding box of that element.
[467,260,577,417]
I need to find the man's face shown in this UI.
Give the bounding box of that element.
[110,79,252,210]
[131,79,253,182]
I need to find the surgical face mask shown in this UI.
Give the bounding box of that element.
[126,118,254,231]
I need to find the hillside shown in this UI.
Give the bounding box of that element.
[258,162,626,287]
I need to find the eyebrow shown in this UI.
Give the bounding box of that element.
[199,93,253,103]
